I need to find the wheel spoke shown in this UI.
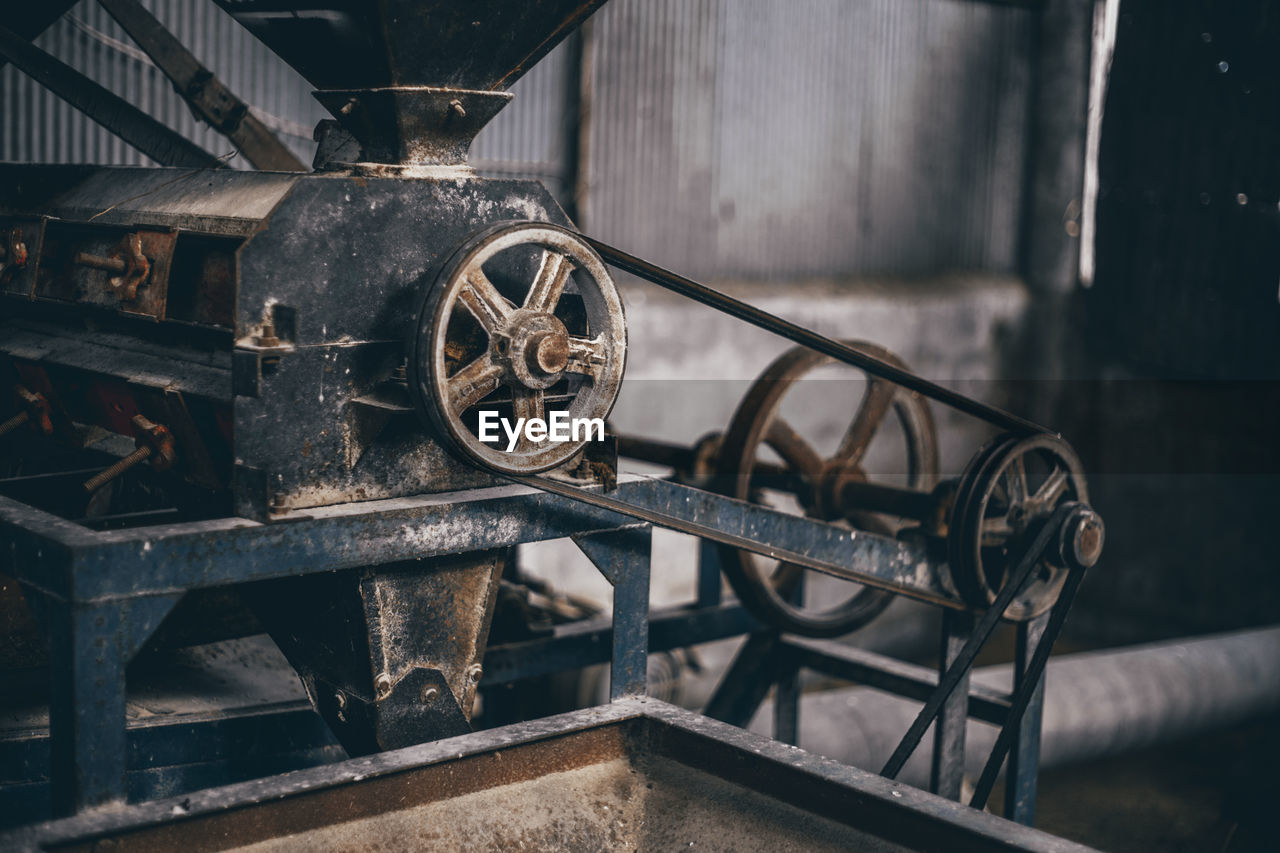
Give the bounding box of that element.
[524,249,573,312]
[981,514,1015,546]
[1032,466,1069,506]
[511,388,544,451]
[837,379,896,463]
[447,355,503,415]
[564,335,608,378]
[765,418,825,480]
[457,267,514,333]
[1005,455,1029,504]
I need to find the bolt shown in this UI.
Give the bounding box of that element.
[465,664,483,685]
[0,410,29,438]
[374,672,393,699]
[73,251,127,274]
[83,444,153,493]
[257,321,280,348]
[421,686,439,704]
[449,99,466,118]
[334,690,347,722]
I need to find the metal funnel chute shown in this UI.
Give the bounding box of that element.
[213,1,608,165]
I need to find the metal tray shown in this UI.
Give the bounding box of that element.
[3,699,1094,852]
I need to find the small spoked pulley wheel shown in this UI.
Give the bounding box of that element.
[714,342,939,638]
[948,433,1088,620]
[409,222,626,474]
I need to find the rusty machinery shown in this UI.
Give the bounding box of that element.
[0,0,1102,835]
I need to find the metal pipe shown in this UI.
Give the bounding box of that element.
[750,626,1280,789]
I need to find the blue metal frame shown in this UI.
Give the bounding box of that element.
[0,474,1062,825]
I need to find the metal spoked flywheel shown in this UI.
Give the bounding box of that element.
[714,342,939,637]
[409,222,627,474]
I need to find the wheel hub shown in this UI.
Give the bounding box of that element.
[494,309,571,390]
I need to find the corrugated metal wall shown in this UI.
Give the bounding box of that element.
[0,0,324,167]
[1,0,1034,280]
[586,0,1033,277]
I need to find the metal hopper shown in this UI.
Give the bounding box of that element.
[212,1,609,164]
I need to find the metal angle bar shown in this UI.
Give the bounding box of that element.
[584,237,1052,437]
[0,24,222,169]
[1004,611,1049,823]
[514,475,961,609]
[782,635,1011,726]
[931,610,975,800]
[879,503,1074,780]
[95,0,306,172]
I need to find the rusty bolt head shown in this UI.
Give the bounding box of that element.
[374,672,393,699]
[465,664,483,685]
[130,414,176,471]
[16,387,53,436]
[421,686,439,704]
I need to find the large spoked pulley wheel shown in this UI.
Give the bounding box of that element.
[948,432,1088,620]
[409,222,627,474]
[714,342,939,637]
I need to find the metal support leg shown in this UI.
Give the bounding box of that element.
[931,610,974,800]
[772,659,800,746]
[36,592,180,815]
[1004,611,1050,824]
[969,563,1088,814]
[696,538,722,608]
[573,526,652,700]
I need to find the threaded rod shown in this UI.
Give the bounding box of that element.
[0,411,29,438]
[83,445,152,492]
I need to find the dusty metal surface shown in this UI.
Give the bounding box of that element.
[2,699,1099,853]
[243,551,508,756]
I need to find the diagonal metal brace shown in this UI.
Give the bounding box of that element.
[96,0,306,172]
[879,502,1082,781]
[0,23,222,168]
[969,561,1088,811]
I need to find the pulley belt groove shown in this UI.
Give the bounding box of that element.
[582,236,1053,437]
